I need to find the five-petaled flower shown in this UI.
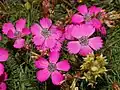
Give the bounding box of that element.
[2,18,31,48]
[67,24,103,56]
[72,5,106,35]
[35,51,70,85]
[31,18,62,51]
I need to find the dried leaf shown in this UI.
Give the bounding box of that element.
[112,82,120,90]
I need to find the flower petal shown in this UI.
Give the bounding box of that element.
[45,37,56,48]
[72,24,95,38]
[0,63,4,76]
[51,71,64,85]
[31,23,42,36]
[91,18,101,29]
[99,26,106,35]
[13,38,25,48]
[77,5,88,15]
[7,30,15,39]
[67,41,81,54]
[32,36,45,46]
[65,25,74,40]
[71,25,82,38]
[0,48,9,62]
[36,69,50,82]
[72,14,84,24]
[89,37,103,50]
[56,60,70,71]
[34,57,49,69]
[16,18,26,32]
[49,51,59,64]
[79,46,93,56]
[22,28,31,35]
[50,42,62,52]
[50,25,62,40]
[2,22,15,35]
[89,6,101,15]
[40,18,52,29]
[0,82,7,90]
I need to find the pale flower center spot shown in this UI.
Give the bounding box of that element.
[41,29,51,38]
[79,36,89,46]
[48,63,56,72]
[84,14,91,22]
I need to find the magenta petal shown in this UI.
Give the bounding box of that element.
[32,36,45,46]
[35,57,49,69]
[79,46,93,56]
[77,5,88,15]
[0,82,7,90]
[0,63,4,76]
[72,14,84,24]
[65,25,74,40]
[31,23,42,36]
[45,37,56,48]
[13,38,25,48]
[72,24,95,38]
[0,48,9,62]
[99,26,106,35]
[16,18,26,32]
[89,6,101,15]
[51,71,64,85]
[50,42,62,52]
[22,28,31,35]
[56,60,70,71]
[2,22,15,35]
[50,26,62,40]
[71,25,82,38]
[89,37,103,50]
[91,18,101,29]
[40,18,52,29]
[49,51,59,64]
[7,30,15,39]
[36,69,50,82]
[4,72,8,81]
[67,41,81,54]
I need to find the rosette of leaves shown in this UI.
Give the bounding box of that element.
[80,53,108,86]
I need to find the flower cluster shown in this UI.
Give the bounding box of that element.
[65,4,105,56]
[0,48,9,90]
[72,4,106,35]
[2,18,30,48]
[0,4,107,86]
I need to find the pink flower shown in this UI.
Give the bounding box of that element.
[0,48,9,62]
[0,72,8,90]
[2,18,31,48]
[67,24,103,56]
[35,51,70,85]
[72,5,106,35]
[31,18,62,51]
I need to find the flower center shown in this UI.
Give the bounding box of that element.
[79,36,89,46]
[15,31,22,38]
[41,29,51,38]
[84,14,91,22]
[48,63,56,72]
